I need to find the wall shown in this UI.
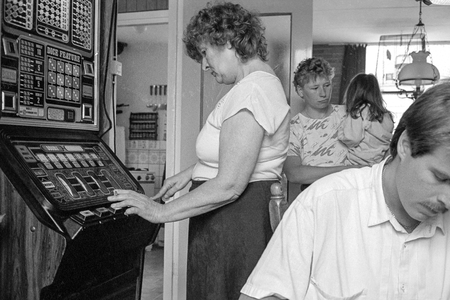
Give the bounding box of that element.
[313,44,346,104]
[116,41,168,139]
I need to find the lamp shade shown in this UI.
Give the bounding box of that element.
[429,0,450,5]
[397,51,440,86]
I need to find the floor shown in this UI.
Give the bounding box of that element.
[141,244,164,300]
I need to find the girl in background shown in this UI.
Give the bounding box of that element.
[339,73,394,166]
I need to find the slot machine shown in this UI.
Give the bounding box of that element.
[0,1,160,299]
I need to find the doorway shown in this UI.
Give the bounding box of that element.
[116,11,169,300]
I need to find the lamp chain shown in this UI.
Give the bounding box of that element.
[418,0,423,25]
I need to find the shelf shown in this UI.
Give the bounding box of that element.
[130,120,157,123]
[130,112,158,140]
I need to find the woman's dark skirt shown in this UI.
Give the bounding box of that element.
[186,180,276,300]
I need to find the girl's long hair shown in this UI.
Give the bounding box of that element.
[344,73,392,123]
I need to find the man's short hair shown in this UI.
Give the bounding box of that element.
[390,82,450,158]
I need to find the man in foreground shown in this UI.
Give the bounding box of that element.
[240,83,450,299]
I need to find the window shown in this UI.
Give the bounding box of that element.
[365,43,450,128]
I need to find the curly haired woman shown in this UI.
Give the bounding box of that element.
[109,2,290,299]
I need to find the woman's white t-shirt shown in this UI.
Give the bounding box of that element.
[192,71,290,182]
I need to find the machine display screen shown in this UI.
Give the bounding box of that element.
[1,0,98,129]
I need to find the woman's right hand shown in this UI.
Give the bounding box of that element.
[150,165,194,201]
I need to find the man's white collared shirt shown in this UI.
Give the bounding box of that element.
[241,160,450,300]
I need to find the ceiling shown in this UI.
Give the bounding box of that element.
[313,0,450,44]
[117,0,450,45]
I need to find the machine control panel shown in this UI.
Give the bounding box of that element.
[14,140,137,213]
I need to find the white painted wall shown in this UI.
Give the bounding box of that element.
[116,40,168,140]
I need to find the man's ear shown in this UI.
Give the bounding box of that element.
[397,130,412,160]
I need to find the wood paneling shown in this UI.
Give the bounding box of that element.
[313,45,346,105]
[118,0,168,13]
[0,170,65,300]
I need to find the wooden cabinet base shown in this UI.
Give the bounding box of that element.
[0,170,159,300]
[0,170,65,299]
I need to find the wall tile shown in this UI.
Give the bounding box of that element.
[138,150,149,164]
[127,149,139,164]
[149,152,159,164]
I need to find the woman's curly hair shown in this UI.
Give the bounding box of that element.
[293,57,335,89]
[183,2,268,63]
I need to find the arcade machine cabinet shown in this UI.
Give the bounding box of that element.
[0,1,160,299]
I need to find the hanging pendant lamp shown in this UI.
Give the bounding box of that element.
[420,0,450,5]
[396,0,440,99]
[397,51,440,86]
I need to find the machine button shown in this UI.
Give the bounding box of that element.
[94,207,111,217]
[77,210,96,221]
[107,206,124,215]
